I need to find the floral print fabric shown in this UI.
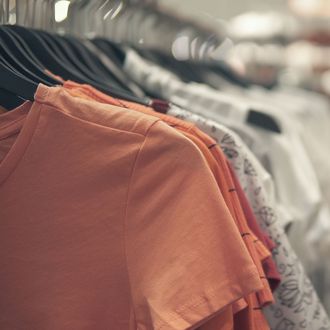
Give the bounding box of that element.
[168,106,330,330]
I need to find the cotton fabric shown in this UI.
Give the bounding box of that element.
[63,81,274,330]
[0,84,263,330]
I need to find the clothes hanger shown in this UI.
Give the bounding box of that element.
[0,2,41,109]
[51,38,152,104]
[60,1,153,104]
[85,39,145,97]
[35,32,151,104]
[0,61,38,107]
[0,29,53,85]
[37,30,102,83]
[246,109,281,134]
[0,3,51,109]
[67,0,96,37]
[91,38,126,65]
[35,28,137,96]
[6,0,147,106]
[8,25,97,84]
[68,0,135,90]
[64,36,111,79]
[57,0,103,77]
[0,45,22,73]
[53,32,146,98]
[2,26,61,84]
[63,35,129,89]
[68,0,143,93]
[80,0,104,37]
[0,44,35,87]
[0,89,26,110]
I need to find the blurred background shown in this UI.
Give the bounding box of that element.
[154,0,330,96]
[48,0,330,96]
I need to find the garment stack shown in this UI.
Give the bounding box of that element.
[0,25,330,330]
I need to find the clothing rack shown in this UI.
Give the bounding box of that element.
[0,1,330,329]
[0,0,283,133]
[0,0,226,61]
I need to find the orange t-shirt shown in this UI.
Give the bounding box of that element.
[165,121,273,330]
[0,84,263,330]
[63,81,274,329]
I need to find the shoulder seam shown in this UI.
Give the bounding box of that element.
[37,102,158,137]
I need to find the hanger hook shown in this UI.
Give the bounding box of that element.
[0,0,4,24]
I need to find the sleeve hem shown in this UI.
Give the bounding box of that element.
[154,266,262,330]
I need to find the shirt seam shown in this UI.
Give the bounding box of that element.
[37,86,155,137]
[36,102,152,138]
[156,267,261,330]
[0,103,42,186]
[70,87,127,109]
[0,117,26,139]
[0,126,22,141]
[123,119,161,328]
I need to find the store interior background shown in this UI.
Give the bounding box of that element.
[159,0,288,19]
[152,0,330,96]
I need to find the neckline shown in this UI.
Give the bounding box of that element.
[0,87,44,185]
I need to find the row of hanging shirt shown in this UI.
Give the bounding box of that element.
[123,48,330,328]
[122,48,330,316]
[0,7,330,330]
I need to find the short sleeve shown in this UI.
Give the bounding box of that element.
[126,120,262,330]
